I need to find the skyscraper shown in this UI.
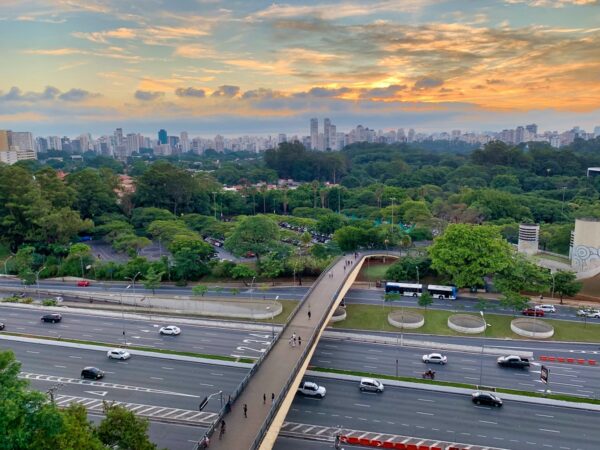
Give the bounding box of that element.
[594,126,600,138]
[0,130,9,151]
[324,118,331,150]
[180,131,190,152]
[158,129,168,144]
[525,124,538,135]
[114,128,124,147]
[310,118,318,150]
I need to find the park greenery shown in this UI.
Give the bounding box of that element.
[0,350,161,450]
[1,138,597,298]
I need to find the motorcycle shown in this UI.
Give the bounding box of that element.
[422,370,436,380]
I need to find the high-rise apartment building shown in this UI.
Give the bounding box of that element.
[329,124,337,151]
[114,128,124,147]
[0,130,9,151]
[407,128,415,142]
[180,132,190,152]
[324,118,331,150]
[310,118,318,150]
[10,131,34,152]
[594,126,600,138]
[526,124,538,135]
[215,135,224,152]
[126,133,140,154]
[158,129,168,144]
[48,136,62,151]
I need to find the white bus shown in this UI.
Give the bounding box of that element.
[426,284,457,300]
[385,282,423,297]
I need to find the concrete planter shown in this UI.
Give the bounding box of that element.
[330,306,347,323]
[447,314,486,334]
[388,310,424,329]
[511,318,554,339]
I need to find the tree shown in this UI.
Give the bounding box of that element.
[494,254,550,299]
[385,256,431,282]
[553,270,582,304]
[143,267,163,294]
[168,235,214,261]
[259,253,284,284]
[55,404,106,450]
[67,168,118,219]
[333,226,365,252]
[500,290,530,315]
[316,213,347,235]
[231,264,257,285]
[428,224,512,289]
[39,208,92,245]
[96,403,158,450]
[192,285,209,297]
[418,291,434,312]
[224,215,280,262]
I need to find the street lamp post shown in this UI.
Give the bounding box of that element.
[212,192,217,219]
[416,265,420,285]
[3,254,14,275]
[479,310,487,388]
[120,285,131,345]
[35,266,46,302]
[125,272,141,308]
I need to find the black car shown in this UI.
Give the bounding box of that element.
[81,367,104,380]
[41,313,62,323]
[471,391,503,407]
[0,322,4,330]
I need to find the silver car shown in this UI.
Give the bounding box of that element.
[359,378,384,393]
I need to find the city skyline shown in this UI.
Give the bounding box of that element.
[1,1,600,135]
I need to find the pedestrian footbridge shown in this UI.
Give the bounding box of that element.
[204,251,400,450]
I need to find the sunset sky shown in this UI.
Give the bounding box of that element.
[1,0,600,136]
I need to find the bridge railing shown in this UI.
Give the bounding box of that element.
[200,255,341,446]
[249,254,358,449]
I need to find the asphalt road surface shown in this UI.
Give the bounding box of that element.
[0,278,590,323]
[6,339,599,450]
[1,304,599,397]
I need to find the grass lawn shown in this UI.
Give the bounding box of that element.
[333,303,600,343]
[359,263,390,281]
[257,299,298,324]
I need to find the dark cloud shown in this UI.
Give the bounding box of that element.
[0,85,98,102]
[292,87,352,98]
[134,90,164,101]
[486,79,504,84]
[175,87,206,98]
[241,88,280,100]
[59,88,96,101]
[211,85,240,98]
[413,77,444,90]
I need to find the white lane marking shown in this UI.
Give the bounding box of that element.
[161,367,174,370]
[536,414,554,418]
[54,365,67,368]
[68,356,82,359]
[84,391,108,397]
[150,377,163,380]
[539,428,560,433]
[26,350,40,354]
[354,403,371,408]
[418,399,435,402]
[479,420,497,424]
[416,411,434,416]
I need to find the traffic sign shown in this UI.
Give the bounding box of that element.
[540,365,549,384]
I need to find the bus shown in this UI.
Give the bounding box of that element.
[385,282,423,297]
[426,284,457,300]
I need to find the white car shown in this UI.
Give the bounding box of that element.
[577,309,600,317]
[359,378,384,393]
[107,349,131,360]
[297,381,326,398]
[535,304,556,313]
[159,325,181,335]
[422,353,447,364]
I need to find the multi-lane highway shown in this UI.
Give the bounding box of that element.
[0,278,590,322]
[2,304,599,398]
[3,338,599,450]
